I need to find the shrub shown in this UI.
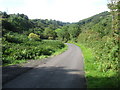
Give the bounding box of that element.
[48,36,53,40]
[2,38,65,65]
[4,32,29,43]
[28,33,40,41]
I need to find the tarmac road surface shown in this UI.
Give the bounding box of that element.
[3,43,86,88]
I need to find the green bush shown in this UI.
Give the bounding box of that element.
[28,33,40,41]
[4,32,29,43]
[2,36,65,65]
[48,36,53,40]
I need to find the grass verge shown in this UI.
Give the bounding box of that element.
[69,41,118,88]
[34,44,68,60]
[51,44,68,56]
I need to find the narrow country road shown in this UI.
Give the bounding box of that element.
[3,43,86,88]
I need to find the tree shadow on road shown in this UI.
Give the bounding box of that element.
[2,65,118,89]
[2,65,86,88]
[2,65,32,85]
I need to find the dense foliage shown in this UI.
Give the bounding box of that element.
[76,11,118,88]
[1,11,69,39]
[55,24,81,42]
[68,1,119,87]
[3,38,64,65]
[1,11,67,66]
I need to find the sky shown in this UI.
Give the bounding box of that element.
[0,0,109,23]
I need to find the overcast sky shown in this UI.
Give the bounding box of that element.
[0,0,109,22]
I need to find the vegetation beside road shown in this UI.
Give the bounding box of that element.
[1,12,68,66]
[1,0,119,88]
[67,2,119,88]
[69,42,118,88]
[3,38,67,66]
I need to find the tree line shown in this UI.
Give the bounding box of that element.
[1,11,70,40]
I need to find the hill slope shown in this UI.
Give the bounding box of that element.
[1,11,68,66]
[76,11,118,88]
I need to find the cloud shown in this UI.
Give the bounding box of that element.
[0,0,109,22]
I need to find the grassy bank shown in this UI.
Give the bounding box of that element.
[69,42,118,88]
